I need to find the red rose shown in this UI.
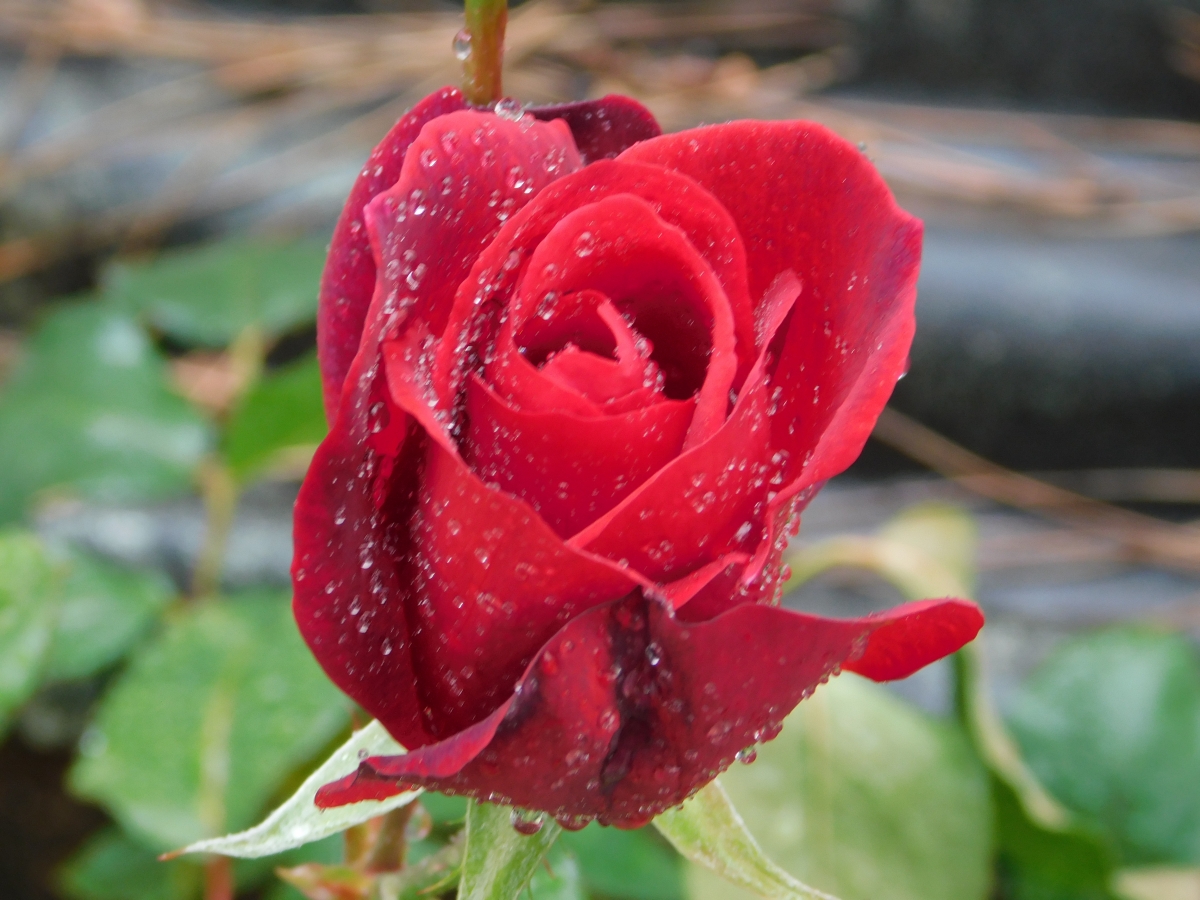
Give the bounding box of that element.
[294,88,983,828]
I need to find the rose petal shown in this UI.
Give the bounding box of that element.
[489,193,738,448]
[842,598,985,681]
[465,373,694,537]
[295,109,583,746]
[433,160,756,413]
[381,325,645,738]
[530,95,662,164]
[621,120,921,494]
[364,110,582,351]
[317,87,466,420]
[316,592,983,825]
[566,271,801,587]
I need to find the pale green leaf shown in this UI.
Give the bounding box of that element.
[656,780,838,900]
[459,800,562,900]
[174,719,420,859]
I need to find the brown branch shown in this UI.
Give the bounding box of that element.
[871,407,1200,573]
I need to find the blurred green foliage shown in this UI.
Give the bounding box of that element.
[107,240,327,347]
[0,305,211,523]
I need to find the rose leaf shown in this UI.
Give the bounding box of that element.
[42,550,174,684]
[69,591,351,853]
[459,800,563,900]
[171,719,418,859]
[654,779,838,900]
[105,239,326,347]
[0,305,211,524]
[1009,627,1200,867]
[224,352,327,484]
[677,674,991,900]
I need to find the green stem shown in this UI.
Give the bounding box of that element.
[462,0,507,106]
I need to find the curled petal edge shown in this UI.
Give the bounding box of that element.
[315,594,983,823]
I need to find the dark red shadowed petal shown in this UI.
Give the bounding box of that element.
[317,87,466,420]
[529,95,662,164]
[465,374,695,538]
[621,120,921,498]
[315,592,983,825]
[432,159,756,411]
[295,110,584,747]
[380,324,646,738]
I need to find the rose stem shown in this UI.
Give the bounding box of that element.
[462,0,507,106]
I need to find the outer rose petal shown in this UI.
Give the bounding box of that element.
[318,91,659,418]
[318,87,466,419]
[621,120,921,495]
[316,593,984,826]
[530,95,662,164]
[295,110,583,748]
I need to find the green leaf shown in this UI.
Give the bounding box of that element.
[173,719,419,859]
[874,506,1119,897]
[1009,627,1200,866]
[656,780,837,900]
[682,674,991,900]
[0,305,211,523]
[58,827,200,900]
[224,354,327,483]
[106,239,326,347]
[43,550,174,683]
[0,530,59,734]
[525,849,585,900]
[788,503,1120,900]
[459,801,562,900]
[560,824,684,900]
[70,591,351,852]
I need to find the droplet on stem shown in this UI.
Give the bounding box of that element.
[453,28,472,61]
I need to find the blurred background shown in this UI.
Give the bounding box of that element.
[1,0,1199,899]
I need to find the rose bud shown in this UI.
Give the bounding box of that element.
[293,89,983,829]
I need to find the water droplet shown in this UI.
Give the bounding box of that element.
[453,28,472,60]
[574,231,595,257]
[419,148,436,168]
[406,263,427,290]
[736,746,757,765]
[494,97,524,121]
[645,643,663,666]
[510,808,545,835]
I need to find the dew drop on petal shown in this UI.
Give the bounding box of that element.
[510,808,544,835]
[574,231,595,257]
[736,746,758,765]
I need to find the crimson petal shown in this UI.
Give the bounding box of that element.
[317,87,467,419]
[621,120,922,496]
[316,592,983,826]
[295,109,583,747]
[530,95,662,164]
